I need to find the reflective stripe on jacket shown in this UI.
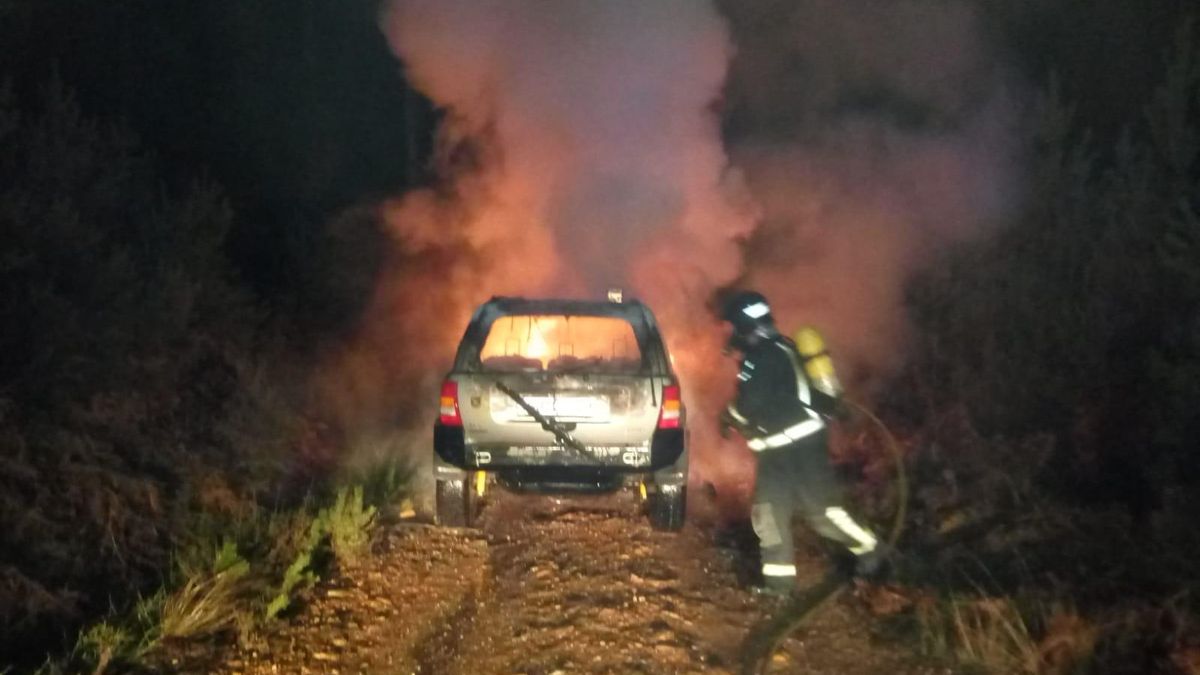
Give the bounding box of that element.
[727,335,829,452]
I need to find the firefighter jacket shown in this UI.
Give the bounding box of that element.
[726,334,839,452]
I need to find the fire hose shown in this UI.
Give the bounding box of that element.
[739,398,909,675]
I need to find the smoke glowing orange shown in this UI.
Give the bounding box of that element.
[364,0,759,514]
[317,0,1022,521]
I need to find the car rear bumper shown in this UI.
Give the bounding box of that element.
[434,423,684,472]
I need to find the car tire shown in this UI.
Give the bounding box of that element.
[648,484,686,531]
[435,477,476,527]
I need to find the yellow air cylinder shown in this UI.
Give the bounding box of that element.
[794,326,842,397]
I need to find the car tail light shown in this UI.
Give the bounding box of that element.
[439,379,462,426]
[658,383,682,429]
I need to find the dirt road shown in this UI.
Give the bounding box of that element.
[154,490,949,674]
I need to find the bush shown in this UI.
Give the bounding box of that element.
[902,21,1200,544]
[890,20,1200,672]
[0,76,279,667]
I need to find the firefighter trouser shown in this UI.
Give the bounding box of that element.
[749,431,878,587]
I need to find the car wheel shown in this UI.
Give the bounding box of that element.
[435,477,476,527]
[648,484,686,531]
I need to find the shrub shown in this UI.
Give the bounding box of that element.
[900,19,1200,569]
[0,75,268,666]
[317,485,377,564]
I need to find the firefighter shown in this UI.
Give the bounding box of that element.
[718,290,885,594]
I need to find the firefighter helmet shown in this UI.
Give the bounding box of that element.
[721,290,773,327]
[721,290,777,352]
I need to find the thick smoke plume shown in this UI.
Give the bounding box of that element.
[721,0,1022,381]
[315,0,756,503]
[318,0,1022,515]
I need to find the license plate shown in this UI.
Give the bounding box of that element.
[494,394,611,421]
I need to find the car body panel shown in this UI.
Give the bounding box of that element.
[435,296,687,488]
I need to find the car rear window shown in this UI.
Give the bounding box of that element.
[479,315,642,373]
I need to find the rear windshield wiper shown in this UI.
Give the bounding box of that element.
[495,382,590,457]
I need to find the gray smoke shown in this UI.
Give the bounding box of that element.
[722,0,1024,383]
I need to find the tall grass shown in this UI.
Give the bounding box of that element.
[917,593,1096,675]
[36,467,403,673]
[160,540,251,640]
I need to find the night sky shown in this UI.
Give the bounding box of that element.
[2,0,437,304]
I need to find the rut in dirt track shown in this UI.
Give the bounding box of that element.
[413,491,760,674]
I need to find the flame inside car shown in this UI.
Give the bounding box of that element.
[479,315,641,373]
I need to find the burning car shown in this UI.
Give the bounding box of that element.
[433,294,688,530]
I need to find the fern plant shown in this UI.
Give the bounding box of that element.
[263,518,323,621]
[318,485,376,564]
